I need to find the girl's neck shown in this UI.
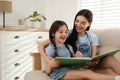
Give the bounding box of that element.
[55,41,64,45]
[56,43,64,45]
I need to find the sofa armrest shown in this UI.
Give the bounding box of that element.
[30,52,41,70]
[24,53,52,80]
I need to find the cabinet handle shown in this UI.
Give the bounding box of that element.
[38,36,42,39]
[14,36,20,39]
[14,49,19,52]
[14,76,20,80]
[14,63,20,66]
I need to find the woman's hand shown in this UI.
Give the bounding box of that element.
[86,58,100,67]
[74,51,82,57]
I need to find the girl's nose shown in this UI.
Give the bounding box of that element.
[63,32,68,36]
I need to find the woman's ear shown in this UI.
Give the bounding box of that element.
[90,22,92,26]
[86,26,90,31]
[86,22,91,31]
[51,33,55,38]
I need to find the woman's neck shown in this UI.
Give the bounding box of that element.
[78,31,86,37]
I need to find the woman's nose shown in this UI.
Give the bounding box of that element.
[77,22,82,27]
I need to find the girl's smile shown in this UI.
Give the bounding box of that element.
[55,25,68,45]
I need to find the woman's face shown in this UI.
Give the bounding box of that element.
[74,15,91,33]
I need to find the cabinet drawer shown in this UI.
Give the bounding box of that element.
[4,56,32,74]
[4,56,32,80]
[4,45,32,60]
[4,65,31,80]
[36,32,49,44]
[4,32,42,44]
[41,32,49,40]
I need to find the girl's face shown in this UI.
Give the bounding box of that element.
[54,25,68,45]
[74,15,91,34]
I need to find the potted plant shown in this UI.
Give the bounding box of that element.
[24,11,46,28]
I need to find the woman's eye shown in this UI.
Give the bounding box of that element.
[81,22,86,25]
[59,31,63,33]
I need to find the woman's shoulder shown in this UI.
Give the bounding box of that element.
[86,31,97,37]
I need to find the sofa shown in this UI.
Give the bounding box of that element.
[24,28,120,80]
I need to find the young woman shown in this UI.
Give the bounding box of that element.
[44,20,119,80]
[38,9,120,80]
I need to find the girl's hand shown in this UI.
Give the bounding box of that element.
[74,51,82,57]
[46,58,60,68]
[45,57,60,74]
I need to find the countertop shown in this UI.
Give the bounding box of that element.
[0,26,49,32]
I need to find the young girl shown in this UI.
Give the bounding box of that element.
[44,20,119,80]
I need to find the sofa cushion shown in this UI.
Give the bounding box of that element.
[91,28,120,47]
[24,70,53,80]
[90,28,120,61]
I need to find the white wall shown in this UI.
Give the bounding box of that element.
[0,0,78,29]
[45,0,78,29]
[0,0,37,27]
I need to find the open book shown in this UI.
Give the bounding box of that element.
[55,49,120,66]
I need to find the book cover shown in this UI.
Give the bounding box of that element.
[55,49,120,66]
[92,49,120,60]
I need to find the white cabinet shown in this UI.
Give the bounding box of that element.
[0,30,49,80]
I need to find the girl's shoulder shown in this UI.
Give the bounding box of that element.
[68,29,73,35]
[66,44,74,53]
[45,43,54,49]
[45,44,55,57]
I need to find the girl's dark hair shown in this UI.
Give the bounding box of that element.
[49,20,73,57]
[66,9,93,52]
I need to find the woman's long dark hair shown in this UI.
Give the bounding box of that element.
[66,9,93,53]
[49,20,73,57]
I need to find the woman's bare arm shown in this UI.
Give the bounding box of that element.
[91,45,97,57]
[38,39,51,62]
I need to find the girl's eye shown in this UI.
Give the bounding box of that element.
[58,31,63,33]
[65,30,68,33]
